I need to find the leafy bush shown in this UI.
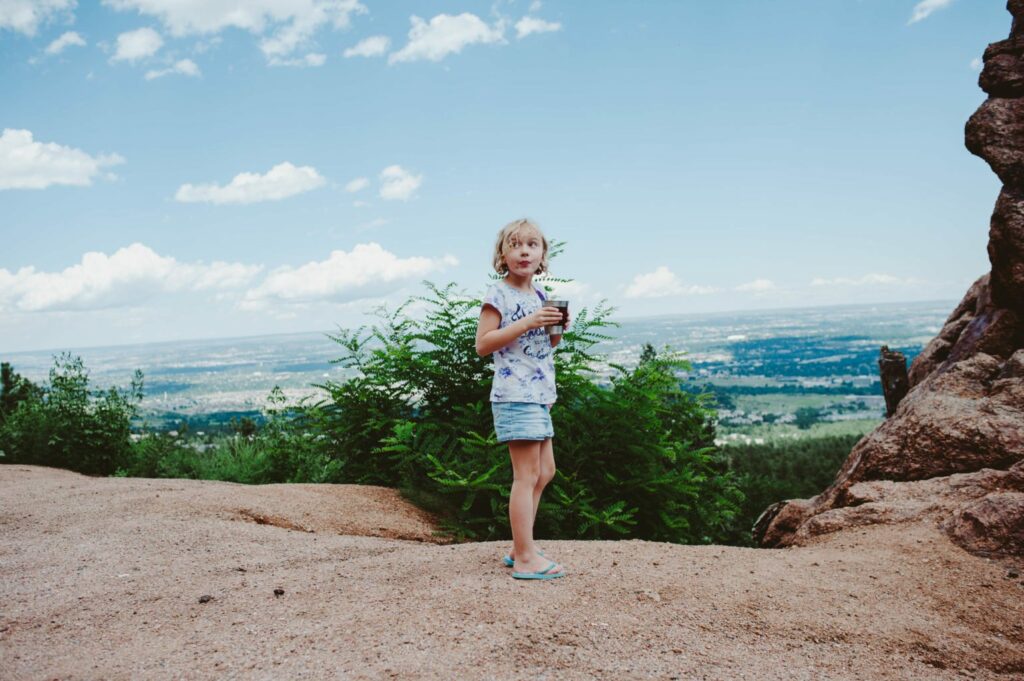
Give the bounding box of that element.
[254,387,345,484]
[0,353,141,475]
[116,386,344,484]
[319,282,743,544]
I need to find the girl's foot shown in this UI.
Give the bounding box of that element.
[513,555,564,575]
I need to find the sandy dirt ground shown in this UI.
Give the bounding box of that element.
[2,464,1022,680]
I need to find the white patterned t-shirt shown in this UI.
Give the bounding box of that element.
[482,279,557,404]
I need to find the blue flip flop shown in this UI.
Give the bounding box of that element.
[512,560,566,580]
[502,549,544,567]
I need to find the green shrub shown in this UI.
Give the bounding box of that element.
[0,353,141,476]
[256,386,345,484]
[320,282,743,544]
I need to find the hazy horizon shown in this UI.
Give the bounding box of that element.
[1,295,958,356]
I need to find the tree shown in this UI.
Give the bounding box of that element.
[794,406,822,430]
[0,353,143,475]
[0,362,42,428]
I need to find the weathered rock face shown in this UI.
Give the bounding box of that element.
[755,2,1024,557]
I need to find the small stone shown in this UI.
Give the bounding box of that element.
[1007,569,1020,578]
[273,588,285,597]
[198,595,213,603]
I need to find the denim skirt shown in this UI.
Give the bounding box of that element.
[491,401,554,443]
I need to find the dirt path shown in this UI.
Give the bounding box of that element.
[2,465,1021,680]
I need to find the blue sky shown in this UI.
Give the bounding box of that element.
[0,0,1012,352]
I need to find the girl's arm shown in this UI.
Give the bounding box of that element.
[475,305,562,357]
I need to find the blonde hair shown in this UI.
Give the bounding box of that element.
[491,218,549,275]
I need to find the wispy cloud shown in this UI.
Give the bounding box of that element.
[908,0,954,25]
[112,27,163,62]
[175,162,326,205]
[378,165,422,201]
[388,13,505,64]
[268,52,326,68]
[515,16,561,39]
[0,243,261,312]
[624,266,715,299]
[970,56,983,71]
[344,35,390,58]
[104,0,367,63]
[810,273,921,287]
[0,128,124,190]
[542,279,596,305]
[0,0,75,36]
[45,30,86,55]
[145,58,200,80]
[240,243,457,309]
[735,278,776,293]
[345,177,370,193]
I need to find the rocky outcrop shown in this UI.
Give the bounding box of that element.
[878,346,909,416]
[755,2,1024,557]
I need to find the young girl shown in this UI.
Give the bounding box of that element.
[475,218,569,581]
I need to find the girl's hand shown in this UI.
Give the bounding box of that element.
[524,306,565,331]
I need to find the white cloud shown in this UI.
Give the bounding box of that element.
[970,56,982,71]
[515,16,561,39]
[542,279,591,303]
[104,0,367,60]
[345,176,369,192]
[268,52,326,67]
[0,0,74,36]
[0,243,262,312]
[144,58,200,80]
[810,273,920,287]
[378,164,422,201]
[388,13,505,64]
[624,266,715,299]
[344,35,389,57]
[112,27,163,62]
[528,1,542,12]
[45,30,86,54]
[735,278,776,293]
[0,128,124,190]
[240,242,457,309]
[908,0,954,24]
[175,162,326,204]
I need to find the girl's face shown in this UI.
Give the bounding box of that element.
[503,229,545,277]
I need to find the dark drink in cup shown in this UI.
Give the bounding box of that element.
[543,300,569,335]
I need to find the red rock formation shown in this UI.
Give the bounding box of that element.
[755,2,1024,557]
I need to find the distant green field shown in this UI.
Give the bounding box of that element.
[698,375,784,388]
[715,417,881,445]
[731,393,843,412]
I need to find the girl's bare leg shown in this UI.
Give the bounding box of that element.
[508,440,563,573]
[508,438,557,564]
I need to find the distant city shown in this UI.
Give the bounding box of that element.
[5,299,954,444]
